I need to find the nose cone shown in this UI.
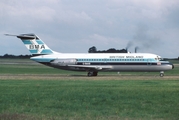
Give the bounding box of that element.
[169,63,174,69]
[172,64,174,69]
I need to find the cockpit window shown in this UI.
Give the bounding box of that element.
[159,58,162,61]
[156,56,165,61]
[159,58,165,61]
[156,56,164,61]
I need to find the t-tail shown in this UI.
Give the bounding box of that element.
[5,33,56,55]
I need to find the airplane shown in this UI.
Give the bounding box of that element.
[5,33,174,77]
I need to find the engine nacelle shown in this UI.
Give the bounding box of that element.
[50,59,77,66]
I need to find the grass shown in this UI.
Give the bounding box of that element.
[0,80,179,120]
[0,58,179,119]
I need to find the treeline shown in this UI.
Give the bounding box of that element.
[0,54,32,59]
[88,46,127,53]
[88,46,179,60]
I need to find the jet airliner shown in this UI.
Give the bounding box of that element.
[5,33,174,77]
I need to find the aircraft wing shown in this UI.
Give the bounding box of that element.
[68,65,113,71]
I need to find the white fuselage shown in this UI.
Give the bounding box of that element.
[31,53,173,72]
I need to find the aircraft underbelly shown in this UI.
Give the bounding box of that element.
[50,64,172,72]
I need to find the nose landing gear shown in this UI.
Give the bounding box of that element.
[160,71,164,77]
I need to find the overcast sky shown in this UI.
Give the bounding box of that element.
[0,0,179,57]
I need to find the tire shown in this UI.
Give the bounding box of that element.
[88,72,93,77]
[87,72,98,77]
[160,73,164,77]
[93,72,98,76]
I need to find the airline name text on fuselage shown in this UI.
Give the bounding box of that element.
[109,56,143,59]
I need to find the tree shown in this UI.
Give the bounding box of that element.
[88,46,97,53]
[88,46,127,53]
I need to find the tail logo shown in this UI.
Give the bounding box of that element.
[29,45,45,49]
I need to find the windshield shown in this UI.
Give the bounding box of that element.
[156,56,164,61]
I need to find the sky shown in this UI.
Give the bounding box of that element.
[0,0,179,58]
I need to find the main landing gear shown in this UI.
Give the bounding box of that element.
[160,71,164,77]
[87,71,98,77]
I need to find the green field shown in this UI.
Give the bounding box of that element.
[0,59,179,120]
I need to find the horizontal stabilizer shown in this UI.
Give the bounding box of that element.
[5,33,38,39]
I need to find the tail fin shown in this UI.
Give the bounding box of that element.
[5,33,55,55]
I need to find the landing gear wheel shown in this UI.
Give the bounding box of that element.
[93,72,98,76]
[159,71,164,77]
[88,72,93,77]
[160,73,164,77]
[87,72,98,77]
